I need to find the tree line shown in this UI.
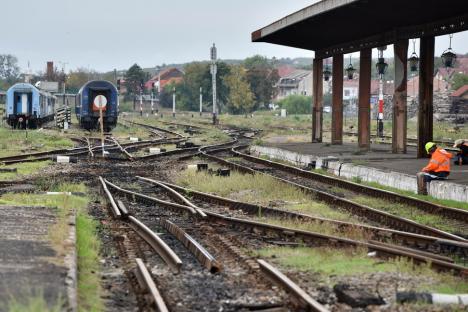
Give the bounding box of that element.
[123,55,279,115]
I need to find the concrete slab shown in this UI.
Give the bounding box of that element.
[0,205,70,310]
[264,142,468,186]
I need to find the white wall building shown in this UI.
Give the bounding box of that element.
[276,70,312,100]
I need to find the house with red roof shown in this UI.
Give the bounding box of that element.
[450,84,468,117]
[145,68,184,92]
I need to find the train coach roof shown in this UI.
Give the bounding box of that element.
[78,80,118,94]
[7,83,56,98]
[7,83,39,93]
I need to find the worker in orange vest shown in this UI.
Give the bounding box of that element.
[416,142,452,195]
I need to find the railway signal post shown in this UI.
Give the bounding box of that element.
[94,95,107,157]
[200,87,203,116]
[210,44,217,125]
[172,87,176,118]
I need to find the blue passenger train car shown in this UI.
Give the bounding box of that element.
[75,80,118,131]
[6,83,56,129]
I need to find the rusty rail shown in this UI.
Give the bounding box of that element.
[128,216,182,273]
[134,258,169,312]
[160,219,222,273]
[104,178,198,216]
[138,176,206,217]
[201,148,465,241]
[85,137,94,158]
[98,176,121,218]
[126,120,186,138]
[107,181,468,276]
[232,146,468,223]
[257,259,329,312]
[157,181,468,259]
[112,137,134,160]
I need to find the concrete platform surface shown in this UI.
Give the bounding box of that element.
[0,205,70,309]
[253,142,468,202]
[268,142,468,186]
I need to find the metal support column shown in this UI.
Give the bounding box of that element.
[358,49,371,150]
[418,36,435,158]
[332,54,343,145]
[312,58,323,143]
[393,39,408,153]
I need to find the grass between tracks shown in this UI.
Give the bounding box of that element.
[0,161,51,181]
[0,182,103,312]
[257,247,468,295]
[252,154,465,233]
[358,180,468,212]
[0,127,74,158]
[176,168,359,222]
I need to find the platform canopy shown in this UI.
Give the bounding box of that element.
[252,0,468,59]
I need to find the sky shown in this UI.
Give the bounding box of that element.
[3,0,468,73]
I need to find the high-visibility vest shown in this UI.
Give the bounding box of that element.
[423,148,452,173]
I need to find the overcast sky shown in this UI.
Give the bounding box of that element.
[3,0,468,73]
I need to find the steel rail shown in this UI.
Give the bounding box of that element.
[203,210,468,276]
[136,146,201,160]
[126,120,186,138]
[128,216,182,273]
[98,176,121,218]
[103,179,197,215]
[137,177,206,218]
[106,181,468,275]
[134,258,169,312]
[101,177,183,273]
[155,181,468,259]
[160,219,222,273]
[232,146,468,223]
[0,138,175,165]
[257,259,329,312]
[201,149,465,242]
[0,146,89,162]
[111,137,134,160]
[85,137,94,158]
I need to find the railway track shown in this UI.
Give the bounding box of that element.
[100,176,327,311]
[0,137,185,165]
[102,178,468,277]
[199,145,467,242]
[138,178,468,262]
[232,146,468,223]
[124,120,187,139]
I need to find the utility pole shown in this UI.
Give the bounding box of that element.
[199,87,203,116]
[151,89,154,115]
[210,43,217,125]
[139,80,143,117]
[172,87,176,118]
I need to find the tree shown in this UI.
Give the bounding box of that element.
[452,73,468,91]
[125,63,146,96]
[66,68,101,93]
[0,54,20,87]
[244,55,279,110]
[277,95,312,114]
[225,65,255,115]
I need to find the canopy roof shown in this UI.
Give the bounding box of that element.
[252,0,468,59]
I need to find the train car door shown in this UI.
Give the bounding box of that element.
[14,92,32,115]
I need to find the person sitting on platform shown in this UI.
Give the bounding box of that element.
[453,139,468,165]
[416,142,452,195]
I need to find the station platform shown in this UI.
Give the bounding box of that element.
[251,142,468,203]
